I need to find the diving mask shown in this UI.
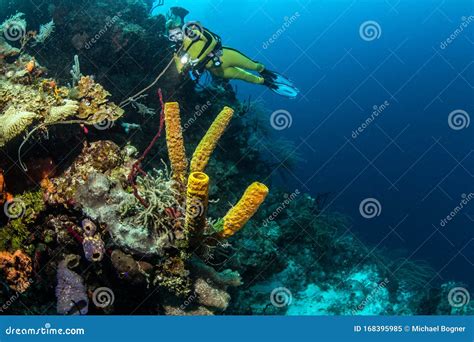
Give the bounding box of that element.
[168,29,184,42]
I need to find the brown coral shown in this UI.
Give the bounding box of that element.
[0,250,33,293]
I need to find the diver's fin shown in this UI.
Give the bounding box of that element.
[261,70,299,99]
[170,7,190,22]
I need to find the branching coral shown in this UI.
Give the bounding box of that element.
[164,102,188,182]
[35,20,55,44]
[0,250,32,293]
[0,51,123,148]
[190,106,234,173]
[121,168,182,233]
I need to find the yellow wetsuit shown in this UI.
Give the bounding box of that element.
[176,27,265,85]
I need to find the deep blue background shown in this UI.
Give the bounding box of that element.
[155,0,474,287]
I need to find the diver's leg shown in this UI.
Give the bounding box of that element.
[211,66,264,84]
[220,48,265,72]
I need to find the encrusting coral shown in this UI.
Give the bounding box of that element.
[0,250,32,293]
[0,16,124,148]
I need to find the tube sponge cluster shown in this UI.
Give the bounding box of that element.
[163,101,268,239]
[185,172,209,235]
[219,182,269,238]
[164,102,188,183]
[190,106,234,173]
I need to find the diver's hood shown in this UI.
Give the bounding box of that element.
[170,6,190,21]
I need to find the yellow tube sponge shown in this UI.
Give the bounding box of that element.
[185,172,209,235]
[219,182,269,238]
[190,106,234,173]
[164,102,188,182]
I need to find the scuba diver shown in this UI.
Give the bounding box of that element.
[165,7,300,99]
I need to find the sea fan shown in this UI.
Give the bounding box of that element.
[34,20,55,44]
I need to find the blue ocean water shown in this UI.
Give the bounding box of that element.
[155,0,474,287]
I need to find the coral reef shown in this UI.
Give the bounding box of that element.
[55,255,89,315]
[0,14,124,148]
[81,219,105,262]
[0,250,32,293]
[0,4,469,317]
